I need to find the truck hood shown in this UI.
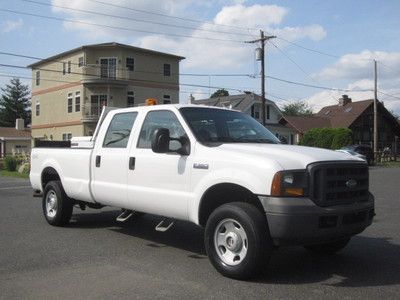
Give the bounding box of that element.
[216,143,364,170]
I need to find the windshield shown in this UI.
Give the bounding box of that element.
[180,107,280,145]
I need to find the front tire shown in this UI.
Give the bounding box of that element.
[304,238,351,255]
[204,202,272,280]
[42,180,73,226]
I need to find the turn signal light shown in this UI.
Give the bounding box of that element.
[270,170,307,197]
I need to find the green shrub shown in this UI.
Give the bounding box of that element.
[300,128,353,150]
[331,128,353,149]
[4,156,18,171]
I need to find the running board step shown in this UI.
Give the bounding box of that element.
[116,209,135,222]
[155,219,174,232]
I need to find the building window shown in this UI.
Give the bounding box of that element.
[127,91,134,107]
[67,93,73,113]
[35,101,40,116]
[62,133,72,141]
[266,105,270,120]
[35,71,40,86]
[75,91,81,112]
[67,61,71,74]
[78,57,84,67]
[163,94,171,104]
[63,62,66,75]
[163,63,171,76]
[126,57,134,71]
[254,105,260,119]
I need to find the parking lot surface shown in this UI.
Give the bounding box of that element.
[0,168,400,299]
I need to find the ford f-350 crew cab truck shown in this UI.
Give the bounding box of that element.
[30,105,374,279]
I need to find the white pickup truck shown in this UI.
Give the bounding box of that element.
[30,105,374,279]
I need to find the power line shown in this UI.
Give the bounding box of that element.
[270,41,344,104]
[0,51,255,78]
[1,51,374,93]
[0,8,244,43]
[20,0,251,37]
[276,37,341,59]
[378,61,398,73]
[378,90,400,101]
[266,75,372,92]
[0,73,78,85]
[86,0,261,33]
[0,63,245,93]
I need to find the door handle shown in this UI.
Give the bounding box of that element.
[95,155,101,167]
[129,157,135,170]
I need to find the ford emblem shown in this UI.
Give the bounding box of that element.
[346,179,357,188]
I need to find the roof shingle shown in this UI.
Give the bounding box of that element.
[0,127,31,139]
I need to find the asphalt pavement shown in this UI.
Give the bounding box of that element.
[0,168,400,299]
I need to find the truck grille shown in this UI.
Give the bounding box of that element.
[308,161,369,207]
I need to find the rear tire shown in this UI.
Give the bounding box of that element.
[304,238,350,255]
[204,202,272,280]
[42,180,73,226]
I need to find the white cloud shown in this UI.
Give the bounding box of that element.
[1,19,23,34]
[305,80,400,115]
[306,50,400,115]
[214,4,287,27]
[314,50,400,81]
[50,1,326,70]
[273,24,326,42]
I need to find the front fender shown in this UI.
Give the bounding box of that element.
[188,168,270,224]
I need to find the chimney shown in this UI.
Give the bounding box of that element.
[339,94,352,106]
[15,118,25,130]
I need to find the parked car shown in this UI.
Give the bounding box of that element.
[30,105,374,279]
[336,149,367,162]
[341,144,373,165]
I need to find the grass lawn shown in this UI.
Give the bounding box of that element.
[0,170,29,179]
[375,161,400,168]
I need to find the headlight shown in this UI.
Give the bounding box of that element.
[271,170,308,197]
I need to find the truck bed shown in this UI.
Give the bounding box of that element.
[30,147,95,203]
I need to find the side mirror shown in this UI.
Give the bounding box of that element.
[151,128,191,156]
[176,136,190,156]
[151,128,170,153]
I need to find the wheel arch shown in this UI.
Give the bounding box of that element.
[198,183,265,227]
[41,166,61,190]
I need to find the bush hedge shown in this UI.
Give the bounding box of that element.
[300,128,352,150]
[4,156,18,171]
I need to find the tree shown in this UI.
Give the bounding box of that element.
[210,88,229,98]
[0,78,31,127]
[282,101,313,116]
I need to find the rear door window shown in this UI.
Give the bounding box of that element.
[103,112,138,148]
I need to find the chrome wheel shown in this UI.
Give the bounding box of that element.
[214,218,248,266]
[45,190,58,218]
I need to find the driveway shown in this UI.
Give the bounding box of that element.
[0,168,399,299]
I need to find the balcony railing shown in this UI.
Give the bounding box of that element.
[82,103,102,122]
[82,64,132,81]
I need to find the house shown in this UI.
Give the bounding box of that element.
[278,115,330,144]
[0,119,31,158]
[194,92,296,144]
[280,95,400,150]
[29,42,185,141]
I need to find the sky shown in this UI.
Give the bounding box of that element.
[1,0,400,115]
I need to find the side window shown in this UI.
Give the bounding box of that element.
[138,110,186,150]
[103,112,138,148]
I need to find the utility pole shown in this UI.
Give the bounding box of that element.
[374,59,378,160]
[245,30,276,126]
